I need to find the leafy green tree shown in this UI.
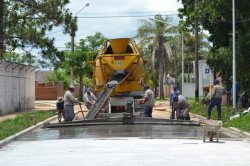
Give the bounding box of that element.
[207,47,232,90]
[58,32,107,101]
[0,0,3,59]
[0,0,75,66]
[4,51,37,66]
[48,70,70,90]
[85,32,107,60]
[72,33,107,100]
[135,15,177,99]
[179,0,250,90]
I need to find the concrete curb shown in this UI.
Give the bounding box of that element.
[227,127,250,139]
[0,110,86,148]
[189,113,250,139]
[189,113,206,120]
[0,115,58,148]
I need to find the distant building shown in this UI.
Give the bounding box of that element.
[35,70,53,83]
[34,70,80,100]
[183,60,213,98]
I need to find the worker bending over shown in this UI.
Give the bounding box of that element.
[84,88,96,110]
[174,94,191,120]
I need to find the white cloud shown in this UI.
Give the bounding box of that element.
[51,0,183,48]
[146,0,182,11]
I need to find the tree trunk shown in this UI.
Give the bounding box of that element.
[79,73,83,101]
[159,42,165,99]
[153,69,158,98]
[0,0,4,60]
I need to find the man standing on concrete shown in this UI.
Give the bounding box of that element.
[207,79,227,120]
[175,95,191,120]
[142,85,155,117]
[64,86,79,122]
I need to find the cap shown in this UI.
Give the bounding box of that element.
[86,88,91,92]
[57,97,63,102]
[143,84,149,90]
[173,96,178,102]
[213,79,219,85]
[173,85,177,91]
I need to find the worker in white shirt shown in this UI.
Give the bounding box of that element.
[64,86,79,121]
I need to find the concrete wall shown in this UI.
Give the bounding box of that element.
[0,61,35,115]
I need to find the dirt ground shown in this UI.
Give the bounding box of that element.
[0,100,206,122]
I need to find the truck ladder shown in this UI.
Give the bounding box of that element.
[86,74,129,120]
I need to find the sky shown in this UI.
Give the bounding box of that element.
[48,0,183,50]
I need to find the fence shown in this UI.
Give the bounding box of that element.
[35,81,80,100]
[0,61,35,115]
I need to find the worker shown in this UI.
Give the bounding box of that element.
[84,88,97,110]
[207,79,227,120]
[175,94,191,120]
[64,86,79,122]
[170,85,180,119]
[56,97,65,123]
[142,84,155,117]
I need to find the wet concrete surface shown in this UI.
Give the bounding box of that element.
[1,119,247,166]
[19,124,234,141]
[1,137,250,166]
[1,102,247,166]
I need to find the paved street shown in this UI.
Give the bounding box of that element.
[0,101,250,165]
[1,138,250,166]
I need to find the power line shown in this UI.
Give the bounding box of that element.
[46,29,64,35]
[76,11,179,15]
[222,17,250,23]
[77,14,178,19]
[86,14,178,18]
[46,14,179,36]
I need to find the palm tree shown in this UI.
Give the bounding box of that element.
[135,14,177,99]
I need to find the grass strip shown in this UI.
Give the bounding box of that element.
[0,110,57,140]
[190,100,250,132]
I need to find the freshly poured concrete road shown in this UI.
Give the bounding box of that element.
[1,124,250,166]
[20,125,206,140]
[1,137,250,166]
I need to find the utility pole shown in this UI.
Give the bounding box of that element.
[232,0,236,112]
[181,31,184,95]
[194,0,199,101]
[0,0,4,60]
[69,2,90,87]
[70,24,75,87]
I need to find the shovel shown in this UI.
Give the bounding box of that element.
[79,103,85,120]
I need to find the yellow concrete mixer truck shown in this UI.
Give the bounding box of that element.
[86,38,147,120]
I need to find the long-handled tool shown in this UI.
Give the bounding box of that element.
[79,103,85,120]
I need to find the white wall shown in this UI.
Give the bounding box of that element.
[183,83,195,98]
[187,60,213,98]
[0,61,35,115]
[198,60,213,96]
